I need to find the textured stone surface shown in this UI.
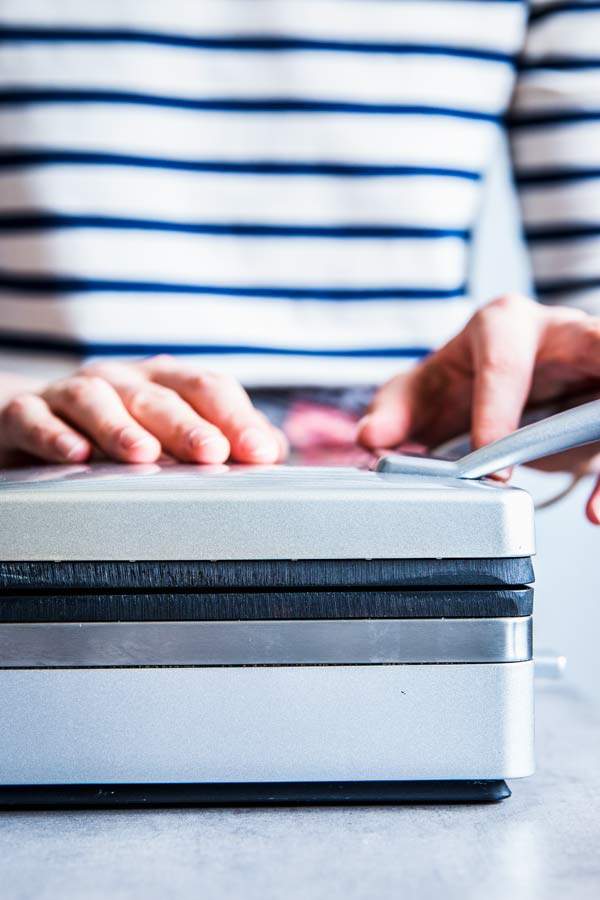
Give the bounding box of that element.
[0,684,598,900]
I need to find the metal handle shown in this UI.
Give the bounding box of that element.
[377,398,600,479]
[454,398,600,479]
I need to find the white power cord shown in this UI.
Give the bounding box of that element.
[534,474,583,511]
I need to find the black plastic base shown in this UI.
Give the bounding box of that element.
[0,780,511,809]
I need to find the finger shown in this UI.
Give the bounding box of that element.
[357,372,420,449]
[146,363,280,463]
[43,376,161,462]
[470,296,541,450]
[586,475,600,525]
[0,393,91,462]
[272,426,289,461]
[88,358,286,463]
[255,409,289,462]
[116,381,231,463]
[535,307,600,381]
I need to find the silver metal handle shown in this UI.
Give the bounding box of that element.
[377,398,600,479]
[455,398,600,478]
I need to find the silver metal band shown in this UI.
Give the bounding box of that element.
[0,617,532,668]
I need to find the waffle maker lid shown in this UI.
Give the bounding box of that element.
[0,462,535,561]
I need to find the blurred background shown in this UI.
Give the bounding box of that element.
[473,138,599,702]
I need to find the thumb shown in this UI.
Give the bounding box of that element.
[357,372,419,449]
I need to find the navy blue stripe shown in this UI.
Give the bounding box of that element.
[0,26,515,64]
[0,89,502,122]
[537,275,600,296]
[508,110,600,128]
[0,331,431,359]
[529,2,600,23]
[516,166,600,185]
[0,150,482,181]
[521,57,600,71]
[0,213,470,240]
[526,224,600,242]
[0,273,467,302]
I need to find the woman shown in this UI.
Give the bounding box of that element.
[1,0,600,520]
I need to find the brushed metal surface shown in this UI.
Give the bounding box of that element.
[0,463,535,560]
[0,617,532,667]
[0,662,535,783]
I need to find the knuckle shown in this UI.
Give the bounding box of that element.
[489,293,531,313]
[26,422,47,446]
[4,394,32,418]
[185,373,211,395]
[105,422,148,450]
[62,375,105,404]
[83,374,109,392]
[585,318,600,337]
[2,393,34,425]
[471,306,487,328]
[128,383,175,417]
[149,353,176,368]
[470,307,494,336]
[79,362,118,381]
[583,320,600,352]
[189,370,235,393]
[473,295,534,332]
[173,420,199,445]
[480,347,516,376]
[140,354,177,377]
[127,388,151,418]
[110,424,134,444]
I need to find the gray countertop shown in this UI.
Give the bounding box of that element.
[1,684,599,900]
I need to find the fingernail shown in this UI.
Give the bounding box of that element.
[118,426,151,450]
[356,414,374,444]
[238,426,278,461]
[188,429,229,461]
[116,426,160,462]
[54,433,88,461]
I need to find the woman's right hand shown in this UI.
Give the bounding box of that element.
[0,355,287,466]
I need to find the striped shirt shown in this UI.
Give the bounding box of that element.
[0,0,599,386]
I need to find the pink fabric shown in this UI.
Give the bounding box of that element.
[283,400,374,466]
[284,400,359,448]
[280,398,428,466]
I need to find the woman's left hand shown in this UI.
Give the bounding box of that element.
[358,294,600,524]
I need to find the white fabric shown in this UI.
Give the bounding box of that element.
[0,0,599,383]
